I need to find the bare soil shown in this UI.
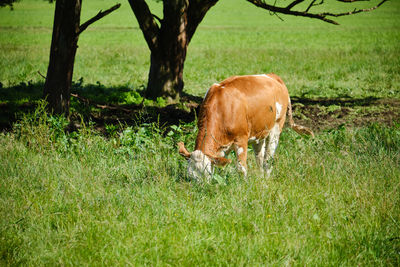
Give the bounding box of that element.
[290,97,400,131]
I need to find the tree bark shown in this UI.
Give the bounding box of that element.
[43,1,120,116]
[128,0,218,101]
[43,0,81,115]
[145,0,189,101]
[147,53,185,101]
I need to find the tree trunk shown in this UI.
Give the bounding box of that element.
[43,0,81,115]
[147,53,185,101]
[144,1,188,102]
[146,3,188,101]
[128,0,218,101]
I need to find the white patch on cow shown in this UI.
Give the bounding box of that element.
[267,123,280,156]
[234,144,245,155]
[248,136,261,144]
[252,139,266,168]
[218,148,227,157]
[275,102,282,121]
[204,83,221,99]
[237,162,247,177]
[264,123,281,175]
[253,74,273,80]
[187,150,213,181]
[218,144,233,157]
[204,88,211,99]
[204,89,209,99]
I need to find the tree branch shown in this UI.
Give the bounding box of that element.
[152,13,163,25]
[321,0,387,18]
[337,0,370,2]
[77,3,121,35]
[187,0,219,42]
[305,0,323,13]
[127,0,160,52]
[287,0,304,10]
[246,0,387,25]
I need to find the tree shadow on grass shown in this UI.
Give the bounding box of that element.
[0,81,43,130]
[0,81,200,132]
[0,81,399,133]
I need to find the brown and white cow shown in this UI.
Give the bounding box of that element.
[178,74,313,180]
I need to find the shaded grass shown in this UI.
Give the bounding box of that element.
[0,106,399,265]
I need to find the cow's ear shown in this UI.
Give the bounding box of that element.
[178,142,191,159]
[211,156,231,166]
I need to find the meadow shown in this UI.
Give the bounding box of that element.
[0,0,400,265]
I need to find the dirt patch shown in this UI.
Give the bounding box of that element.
[291,97,400,131]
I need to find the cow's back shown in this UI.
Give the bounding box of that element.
[201,74,289,141]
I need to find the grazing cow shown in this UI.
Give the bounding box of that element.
[178,74,313,180]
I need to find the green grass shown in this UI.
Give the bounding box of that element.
[1,0,400,265]
[0,104,399,265]
[0,0,399,98]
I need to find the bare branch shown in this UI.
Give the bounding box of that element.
[246,0,337,24]
[152,14,162,25]
[37,70,46,79]
[274,11,285,22]
[321,0,387,17]
[305,0,323,13]
[77,3,121,35]
[247,0,387,25]
[337,0,369,2]
[287,0,304,10]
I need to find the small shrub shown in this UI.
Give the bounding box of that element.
[105,123,119,138]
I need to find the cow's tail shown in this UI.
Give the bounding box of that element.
[287,97,314,137]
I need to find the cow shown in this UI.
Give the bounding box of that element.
[178,73,313,181]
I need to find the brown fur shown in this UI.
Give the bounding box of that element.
[178,74,313,172]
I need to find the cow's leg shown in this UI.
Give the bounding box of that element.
[252,138,266,171]
[264,123,281,176]
[234,139,248,177]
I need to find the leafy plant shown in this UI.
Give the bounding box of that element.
[105,123,119,138]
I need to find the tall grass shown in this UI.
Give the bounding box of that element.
[0,104,399,265]
[1,0,399,265]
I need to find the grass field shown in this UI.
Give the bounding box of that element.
[1,0,399,98]
[1,103,399,265]
[1,0,400,265]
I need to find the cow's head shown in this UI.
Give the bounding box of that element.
[178,142,231,181]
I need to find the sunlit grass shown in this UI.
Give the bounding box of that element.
[0,106,399,265]
[0,0,399,265]
[0,0,399,98]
